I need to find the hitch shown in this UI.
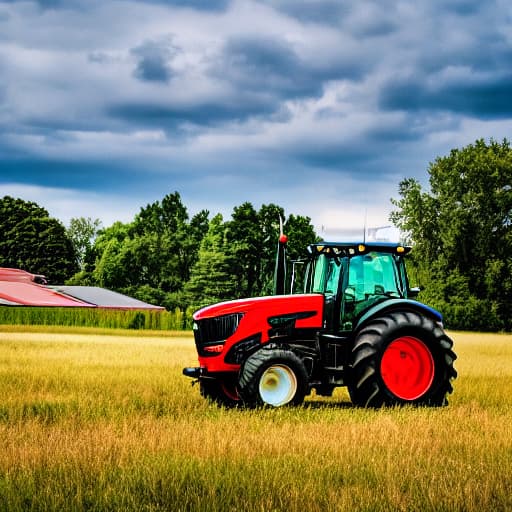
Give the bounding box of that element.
[183,367,202,378]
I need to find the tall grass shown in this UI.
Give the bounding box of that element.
[0,329,511,511]
[0,306,193,330]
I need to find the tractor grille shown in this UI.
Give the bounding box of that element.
[193,313,244,357]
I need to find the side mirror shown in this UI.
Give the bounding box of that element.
[408,287,420,299]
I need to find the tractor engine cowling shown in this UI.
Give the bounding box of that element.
[190,294,324,374]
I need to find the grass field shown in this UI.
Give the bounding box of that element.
[0,328,511,511]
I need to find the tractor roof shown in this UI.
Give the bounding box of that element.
[307,241,412,256]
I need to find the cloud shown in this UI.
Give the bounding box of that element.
[379,72,512,120]
[1,0,512,235]
[131,36,180,83]
[0,0,70,8]
[137,0,230,10]
[1,0,230,11]
[259,0,348,26]
[212,34,364,99]
[0,182,138,226]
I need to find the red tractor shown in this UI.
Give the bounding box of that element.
[183,235,457,407]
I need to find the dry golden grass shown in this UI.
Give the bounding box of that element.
[0,328,511,511]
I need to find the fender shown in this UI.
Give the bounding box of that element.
[355,299,443,331]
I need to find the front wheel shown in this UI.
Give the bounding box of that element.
[238,347,308,407]
[200,377,241,408]
[348,310,457,407]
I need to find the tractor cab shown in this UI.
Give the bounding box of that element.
[303,242,413,332]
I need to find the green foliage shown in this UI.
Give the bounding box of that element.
[225,202,262,297]
[392,138,512,330]
[0,196,79,283]
[0,306,193,330]
[185,214,239,308]
[185,205,318,308]
[66,217,102,270]
[2,191,317,317]
[83,192,209,302]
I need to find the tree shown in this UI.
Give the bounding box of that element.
[225,202,262,297]
[66,217,102,270]
[66,192,318,310]
[256,205,318,295]
[185,204,318,306]
[130,192,208,292]
[391,138,512,330]
[82,192,208,309]
[185,214,239,308]
[0,196,78,283]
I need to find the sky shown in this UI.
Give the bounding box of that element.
[1,0,512,240]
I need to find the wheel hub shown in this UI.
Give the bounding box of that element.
[380,336,435,400]
[258,364,297,406]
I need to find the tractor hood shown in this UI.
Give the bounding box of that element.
[194,294,325,337]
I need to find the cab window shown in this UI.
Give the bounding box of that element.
[310,254,342,295]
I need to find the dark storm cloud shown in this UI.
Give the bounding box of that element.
[214,36,319,97]
[0,158,162,193]
[375,1,512,122]
[132,0,230,10]
[441,0,482,16]
[261,0,349,25]
[1,0,512,230]
[107,95,278,128]
[212,34,365,99]
[288,118,423,171]
[108,34,368,131]
[131,38,179,83]
[1,0,229,10]
[414,21,512,75]
[110,34,367,129]
[379,74,512,120]
[261,0,398,35]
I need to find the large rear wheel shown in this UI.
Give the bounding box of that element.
[348,310,457,407]
[238,347,308,407]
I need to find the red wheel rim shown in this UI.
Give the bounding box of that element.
[221,382,240,402]
[380,336,434,400]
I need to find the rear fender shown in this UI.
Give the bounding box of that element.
[354,299,443,332]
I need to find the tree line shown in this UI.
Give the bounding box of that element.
[1,138,511,331]
[0,193,317,311]
[391,138,512,331]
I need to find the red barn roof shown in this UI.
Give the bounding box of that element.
[0,281,91,307]
[0,268,164,310]
[0,268,47,284]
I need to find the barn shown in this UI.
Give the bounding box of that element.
[0,268,164,310]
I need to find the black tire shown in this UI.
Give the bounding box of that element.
[238,347,309,407]
[200,377,241,408]
[348,310,457,407]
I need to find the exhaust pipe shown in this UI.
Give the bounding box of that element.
[273,216,288,295]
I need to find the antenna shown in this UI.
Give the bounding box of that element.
[363,208,367,243]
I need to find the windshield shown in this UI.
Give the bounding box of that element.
[340,252,405,329]
[347,252,404,301]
